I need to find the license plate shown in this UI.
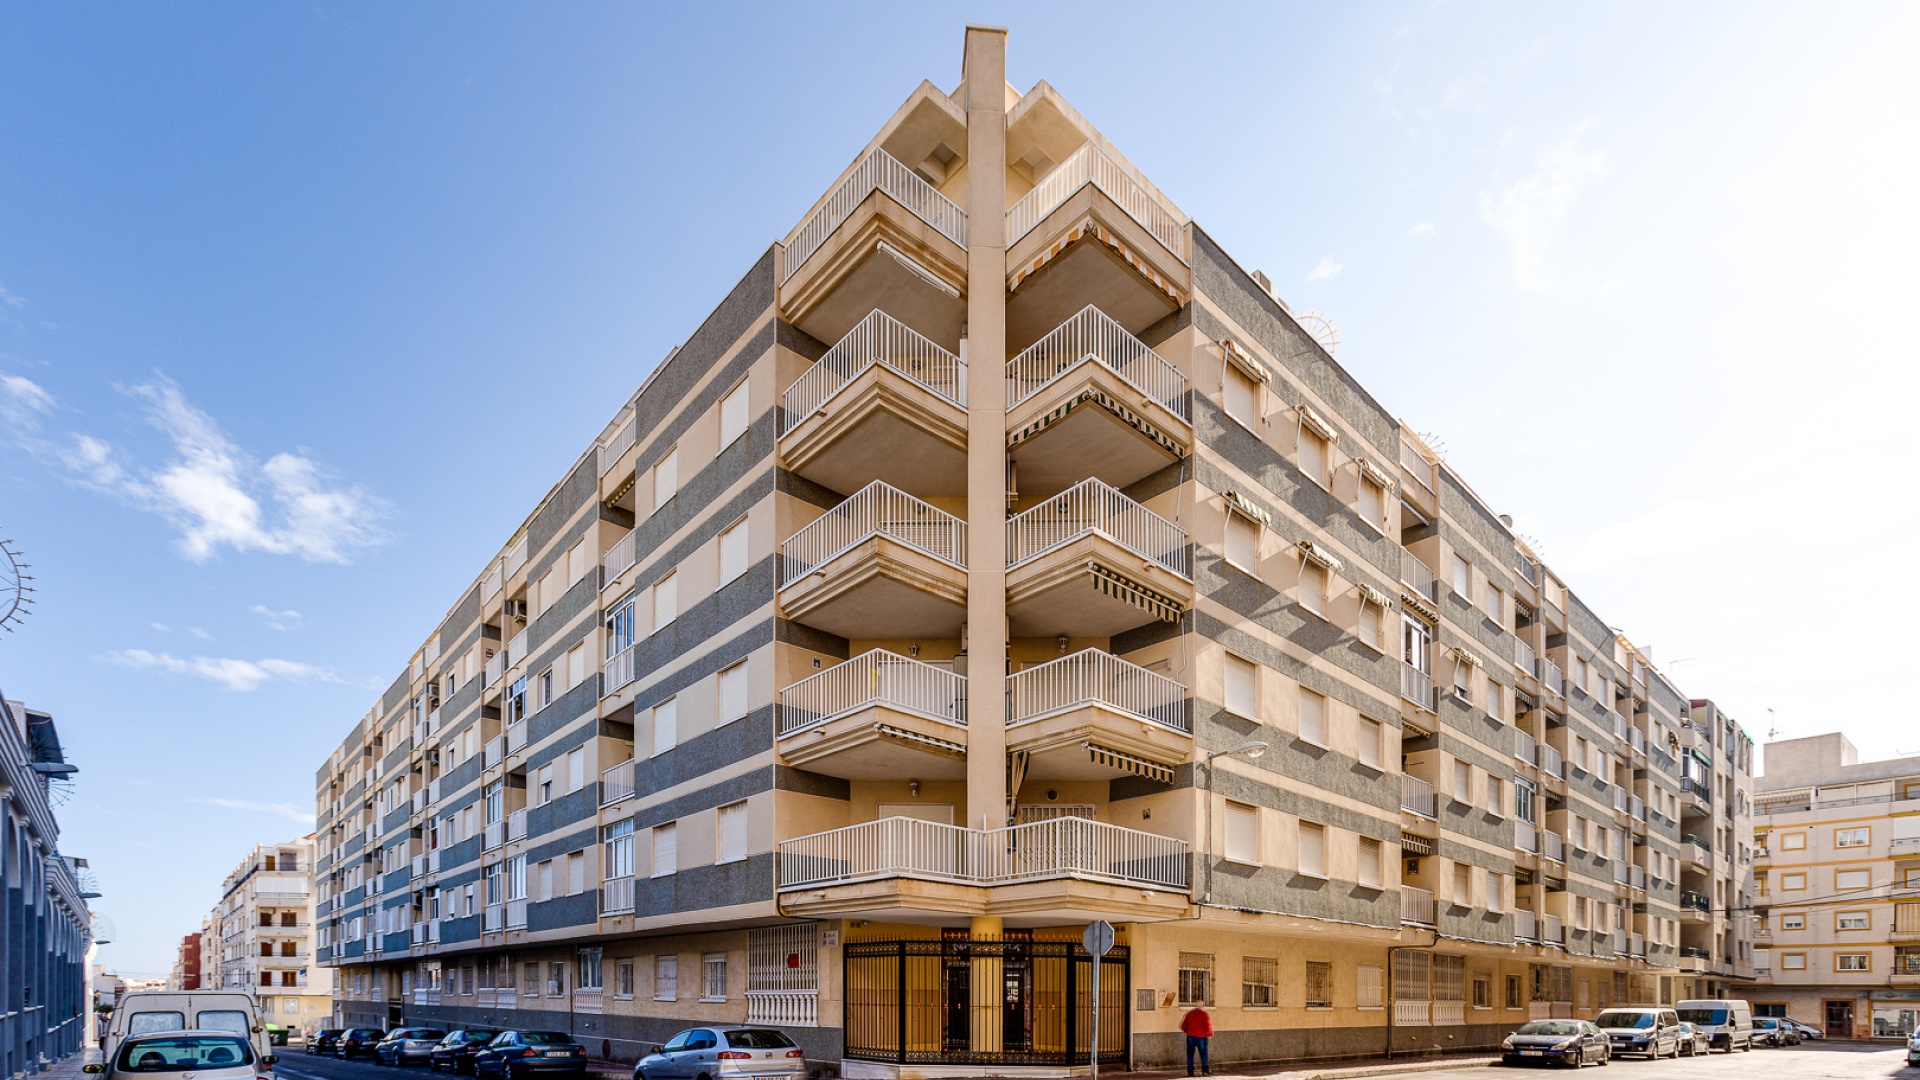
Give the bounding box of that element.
[1521,1051,1543,1057]
[545,1051,574,1057]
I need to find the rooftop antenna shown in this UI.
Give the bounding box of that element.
[0,535,34,634]
[1297,310,1339,358]
[1766,708,1779,739]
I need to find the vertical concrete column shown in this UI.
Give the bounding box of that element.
[962,23,1010,835]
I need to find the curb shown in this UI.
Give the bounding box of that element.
[1298,1058,1499,1080]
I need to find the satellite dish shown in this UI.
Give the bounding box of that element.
[1297,311,1339,357]
[92,913,117,945]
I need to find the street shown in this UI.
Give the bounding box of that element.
[272,1052,615,1080]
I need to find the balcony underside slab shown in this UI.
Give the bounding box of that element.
[780,367,968,497]
[1007,367,1189,500]
[776,876,1190,927]
[780,537,967,640]
[1008,705,1190,781]
[1005,534,1190,638]
[779,705,968,781]
[781,193,966,351]
[1006,188,1188,355]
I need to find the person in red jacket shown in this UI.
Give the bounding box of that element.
[1180,1005,1212,1076]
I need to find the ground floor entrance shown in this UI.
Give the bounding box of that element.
[1826,999,1855,1039]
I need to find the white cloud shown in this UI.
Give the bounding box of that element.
[0,374,53,428]
[251,604,303,631]
[64,376,389,563]
[149,622,170,632]
[188,797,315,828]
[1307,256,1345,282]
[1479,125,1608,291]
[104,648,341,692]
[0,285,24,309]
[1407,222,1436,238]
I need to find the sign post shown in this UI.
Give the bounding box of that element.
[1083,920,1115,1080]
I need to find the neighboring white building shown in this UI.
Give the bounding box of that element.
[208,837,335,1033]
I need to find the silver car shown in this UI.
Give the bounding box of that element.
[87,1031,275,1080]
[634,1028,804,1080]
[1675,1023,1710,1056]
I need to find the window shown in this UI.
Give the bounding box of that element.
[566,644,586,689]
[1451,554,1471,598]
[1837,827,1870,848]
[1242,956,1277,1007]
[1297,688,1327,747]
[536,764,554,806]
[1358,964,1384,1009]
[1359,601,1385,651]
[1453,861,1473,907]
[653,573,677,629]
[1515,779,1536,824]
[1358,837,1383,889]
[537,669,553,708]
[1781,913,1805,931]
[1224,367,1257,428]
[578,948,604,991]
[1177,953,1213,1007]
[718,662,750,726]
[1486,869,1505,914]
[537,568,558,616]
[1453,662,1472,702]
[702,953,727,1001]
[1299,561,1327,618]
[1453,759,1473,803]
[1780,832,1806,851]
[719,518,749,583]
[1481,581,1502,622]
[567,851,585,895]
[1224,801,1258,864]
[1780,953,1806,970]
[1358,718,1385,770]
[1299,430,1328,488]
[654,448,679,505]
[537,860,554,902]
[653,698,677,757]
[1837,912,1871,931]
[1473,973,1491,1010]
[567,538,590,587]
[605,597,636,656]
[1223,654,1257,718]
[654,955,678,1000]
[615,959,635,999]
[717,801,749,863]
[1836,953,1870,972]
[603,821,634,880]
[1837,869,1871,890]
[547,961,567,997]
[567,748,585,793]
[523,963,540,996]
[1485,776,1504,818]
[652,823,678,876]
[1298,821,1328,878]
[1358,477,1384,529]
[719,381,751,447]
[1224,512,1258,572]
[1304,961,1333,1008]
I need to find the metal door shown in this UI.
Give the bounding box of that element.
[1825,1000,1853,1038]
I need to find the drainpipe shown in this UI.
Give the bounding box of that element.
[1385,930,1439,1061]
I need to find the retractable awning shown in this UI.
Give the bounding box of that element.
[1088,564,1182,623]
[1085,742,1174,783]
[874,723,966,759]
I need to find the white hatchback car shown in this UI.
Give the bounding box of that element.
[87,1030,275,1080]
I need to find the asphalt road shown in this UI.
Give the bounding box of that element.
[274,1049,617,1080]
[1378,1043,1913,1080]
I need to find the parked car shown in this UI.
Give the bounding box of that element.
[633,1028,807,1080]
[105,991,268,1066]
[378,1029,451,1067]
[85,1031,276,1080]
[307,1030,343,1056]
[1774,1018,1802,1045]
[1752,1018,1787,1047]
[1675,1023,1710,1057]
[1678,1000,1755,1053]
[473,1031,589,1080]
[1786,1019,1823,1041]
[335,1028,387,1060]
[1906,1029,1920,1066]
[1593,1007,1682,1059]
[430,1029,504,1074]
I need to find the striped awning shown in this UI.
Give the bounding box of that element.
[1085,742,1174,784]
[1222,338,1271,382]
[874,723,966,759]
[1009,219,1184,306]
[1401,588,1439,623]
[1358,583,1394,609]
[1451,646,1484,668]
[1297,402,1339,442]
[1224,489,1273,526]
[1358,458,1397,490]
[604,472,638,510]
[1088,564,1183,623]
[1297,539,1345,572]
[1400,834,1436,857]
[1008,387,1184,458]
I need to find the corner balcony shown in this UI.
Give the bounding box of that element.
[1005,478,1191,637]
[777,651,968,780]
[1004,143,1190,354]
[778,310,968,497]
[1006,649,1190,782]
[1005,306,1191,498]
[780,148,967,351]
[776,815,1188,925]
[779,481,967,640]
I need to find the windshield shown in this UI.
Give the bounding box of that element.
[194,1012,249,1037]
[126,1013,187,1037]
[1594,1011,1654,1029]
[1518,1021,1583,1036]
[519,1033,574,1046]
[1679,1008,1727,1025]
[724,1031,796,1049]
[117,1036,255,1072]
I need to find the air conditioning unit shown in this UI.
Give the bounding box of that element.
[503,600,528,621]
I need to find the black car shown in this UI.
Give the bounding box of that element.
[473,1031,588,1080]
[430,1030,504,1075]
[336,1028,388,1060]
[377,1029,450,1067]
[307,1030,343,1056]
[1501,1019,1611,1067]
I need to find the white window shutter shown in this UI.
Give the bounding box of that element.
[1224,802,1258,864]
[1299,821,1327,878]
[653,698,677,757]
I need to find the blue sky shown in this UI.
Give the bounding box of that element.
[3,4,1915,977]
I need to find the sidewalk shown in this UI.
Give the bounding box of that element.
[581,1052,1499,1080]
[33,1047,102,1080]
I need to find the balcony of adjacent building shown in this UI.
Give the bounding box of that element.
[1003,134,1191,355]
[1005,306,1191,500]
[1681,776,1713,818]
[778,481,968,640]
[775,812,1189,925]
[1892,901,1920,942]
[778,310,968,498]
[1005,478,1191,638]
[775,650,969,780]
[1004,648,1190,783]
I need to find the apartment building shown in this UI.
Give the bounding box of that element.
[169,932,204,991]
[314,26,1745,1072]
[208,837,334,1031]
[1750,734,1920,1040]
[1676,700,1758,986]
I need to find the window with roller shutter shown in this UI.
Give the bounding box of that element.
[1224,654,1257,718]
[1298,821,1327,878]
[719,518,749,583]
[720,381,751,447]
[652,823,678,877]
[718,662,749,725]
[1224,801,1258,864]
[1298,688,1327,747]
[717,801,748,863]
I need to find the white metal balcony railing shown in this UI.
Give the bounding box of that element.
[485,735,506,768]
[1401,664,1435,711]
[505,535,528,579]
[484,820,505,851]
[781,310,965,433]
[1400,549,1437,603]
[427,920,441,943]
[779,650,967,736]
[1612,712,1630,741]
[1005,305,1189,421]
[602,759,637,805]
[603,645,638,696]
[603,529,638,583]
[1514,909,1539,942]
[1631,864,1647,890]
[1006,142,1187,262]
[1514,727,1536,763]
[1537,743,1564,778]
[506,808,527,843]
[1613,929,1628,954]
[427,849,441,873]
[602,876,636,915]
[1542,914,1565,944]
[483,905,503,933]
[1006,477,1189,578]
[505,898,527,929]
[1613,860,1630,885]
[1513,637,1536,674]
[1613,786,1629,812]
[481,564,504,603]
[483,650,504,688]
[1630,727,1647,754]
[410,923,427,946]
[777,815,1186,892]
[506,627,529,670]
[598,413,637,476]
[1538,658,1564,696]
[1007,648,1188,733]
[784,148,968,280]
[411,854,426,877]
[1514,820,1537,855]
[505,721,527,755]
[1400,440,1437,492]
[1543,831,1566,862]
[1630,933,1646,958]
[1401,774,1437,818]
[1400,886,1436,927]
[781,481,966,585]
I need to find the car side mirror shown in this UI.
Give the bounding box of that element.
[263,1056,278,1066]
[83,1066,104,1074]
[651,1047,664,1056]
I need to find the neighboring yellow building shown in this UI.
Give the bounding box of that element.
[1751,734,1920,1040]
[314,26,1751,1074]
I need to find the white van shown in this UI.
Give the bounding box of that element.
[1593,1007,1684,1059]
[1677,998,1755,1053]
[107,992,269,1065]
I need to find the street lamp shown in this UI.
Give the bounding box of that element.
[1202,740,1268,904]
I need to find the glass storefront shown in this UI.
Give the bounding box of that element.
[1871,1004,1919,1038]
